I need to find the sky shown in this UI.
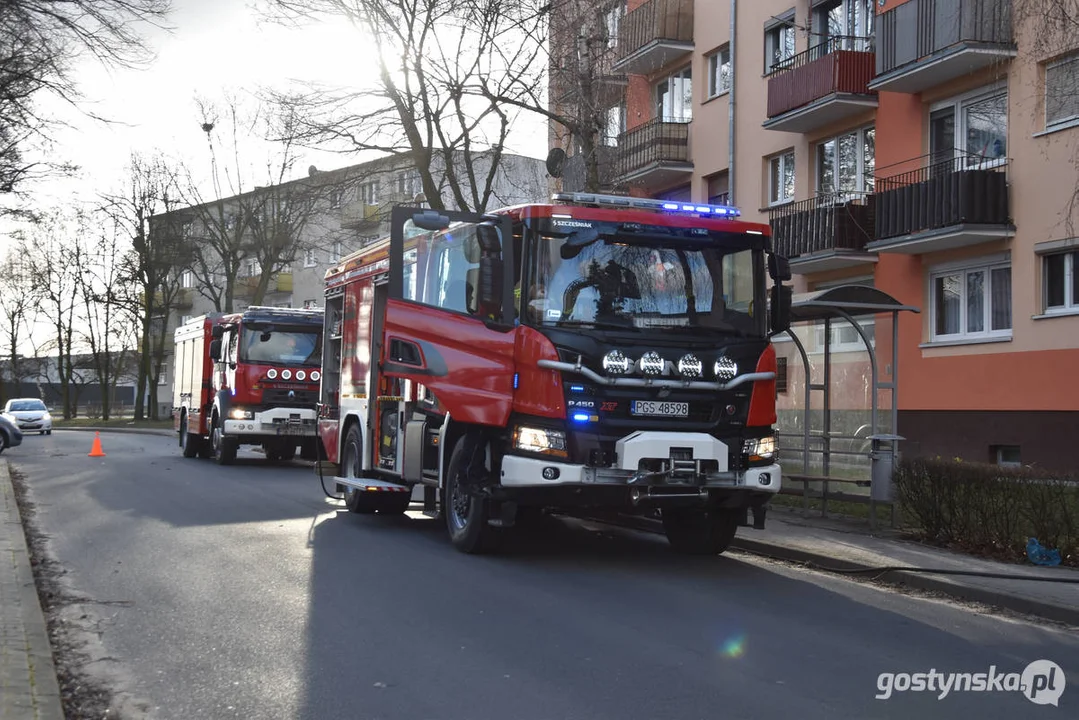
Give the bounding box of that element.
[15,0,548,213]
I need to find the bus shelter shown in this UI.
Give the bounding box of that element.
[778,284,920,528]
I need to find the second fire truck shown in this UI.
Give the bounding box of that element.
[173,306,325,464]
[317,193,793,554]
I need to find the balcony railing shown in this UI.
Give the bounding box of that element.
[873,152,1011,243]
[614,0,693,75]
[614,119,691,184]
[765,36,877,130]
[872,0,1015,92]
[768,192,876,264]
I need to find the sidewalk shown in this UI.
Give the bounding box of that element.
[731,504,1079,626]
[1,461,64,720]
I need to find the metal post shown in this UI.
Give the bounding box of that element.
[785,329,813,516]
[838,308,879,530]
[822,317,831,517]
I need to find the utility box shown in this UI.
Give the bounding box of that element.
[869,434,904,502]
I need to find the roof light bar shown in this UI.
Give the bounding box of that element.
[552,192,741,218]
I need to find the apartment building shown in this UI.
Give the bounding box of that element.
[152,150,549,401]
[550,0,1079,470]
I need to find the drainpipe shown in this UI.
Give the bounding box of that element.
[728,0,737,206]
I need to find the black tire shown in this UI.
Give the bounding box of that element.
[443,433,503,554]
[377,492,412,515]
[180,416,200,458]
[46,429,51,436]
[661,507,740,555]
[341,424,377,514]
[211,416,237,465]
[0,431,7,454]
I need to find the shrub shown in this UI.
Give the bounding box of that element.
[893,457,1079,566]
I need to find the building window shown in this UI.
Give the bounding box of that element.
[303,299,318,309]
[181,315,194,325]
[768,150,795,206]
[603,2,625,49]
[812,0,874,53]
[1043,249,1079,312]
[992,444,1021,467]
[656,66,692,122]
[929,258,1012,342]
[765,15,796,74]
[246,259,259,277]
[329,190,342,209]
[359,179,379,205]
[707,45,731,98]
[930,85,1007,169]
[601,103,626,146]
[304,248,317,268]
[181,270,194,288]
[331,241,343,262]
[1045,52,1079,130]
[817,126,875,194]
[707,171,729,205]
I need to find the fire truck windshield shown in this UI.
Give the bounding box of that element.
[523,233,763,336]
[240,327,321,367]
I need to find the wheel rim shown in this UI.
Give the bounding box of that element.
[449,469,471,531]
[344,436,359,501]
[212,422,222,455]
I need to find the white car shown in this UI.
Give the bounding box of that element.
[2,398,53,435]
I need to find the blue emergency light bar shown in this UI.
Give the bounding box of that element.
[551,192,741,218]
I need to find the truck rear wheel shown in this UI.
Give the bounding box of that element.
[661,507,740,555]
[180,417,200,458]
[443,433,503,554]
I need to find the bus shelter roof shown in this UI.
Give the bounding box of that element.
[788,285,921,323]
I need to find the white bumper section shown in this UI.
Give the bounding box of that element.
[223,407,317,438]
[500,430,780,491]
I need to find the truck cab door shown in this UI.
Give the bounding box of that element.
[375,206,517,437]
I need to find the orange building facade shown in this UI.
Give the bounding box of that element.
[549,0,1079,471]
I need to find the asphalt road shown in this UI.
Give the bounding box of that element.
[7,430,1079,720]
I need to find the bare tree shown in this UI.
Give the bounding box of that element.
[0,241,40,402]
[0,0,171,204]
[101,150,192,419]
[178,94,336,311]
[75,219,138,421]
[261,0,538,213]
[24,208,87,418]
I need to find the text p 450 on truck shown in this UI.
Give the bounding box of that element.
[173,306,325,464]
[318,193,793,554]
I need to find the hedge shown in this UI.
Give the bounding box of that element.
[894,457,1078,567]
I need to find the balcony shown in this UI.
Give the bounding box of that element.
[613,0,693,76]
[870,0,1015,94]
[764,36,878,134]
[234,273,292,298]
[868,152,1015,254]
[614,119,692,188]
[551,49,627,106]
[768,192,878,274]
[340,199,386,231]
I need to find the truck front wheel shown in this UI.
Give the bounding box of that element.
[180,415,200,458]
[211,416,238,465]
[443,433,503,554]
[341,424,377,514]
[661,507,740,555]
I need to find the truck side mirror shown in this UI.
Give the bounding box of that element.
[209,339,222,361]
[476,224,504,314]
[769,283,792,336]
[211,325,224,339]
[768,253,792,282]
[412,210,450,231]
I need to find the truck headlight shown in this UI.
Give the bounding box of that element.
[229,408,254,420]
[513,426,568,458]
[743,436,776,462]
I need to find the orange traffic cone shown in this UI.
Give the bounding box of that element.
[88,431,106,458]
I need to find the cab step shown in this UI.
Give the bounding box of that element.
[331,476,412,493]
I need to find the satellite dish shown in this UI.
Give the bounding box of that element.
[413,192,427,205]
[545,148,567,178]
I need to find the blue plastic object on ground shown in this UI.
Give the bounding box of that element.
[1027,537,1062,567]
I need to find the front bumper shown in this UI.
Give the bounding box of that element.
[223,407,317,438]
[500,430,780,492]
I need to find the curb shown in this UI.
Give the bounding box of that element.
[53,426,175,438]
[1,462,66,720]
[730,536,1079,627]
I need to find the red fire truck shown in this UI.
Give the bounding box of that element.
[317,192,792,554]
[173,306,325,464]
